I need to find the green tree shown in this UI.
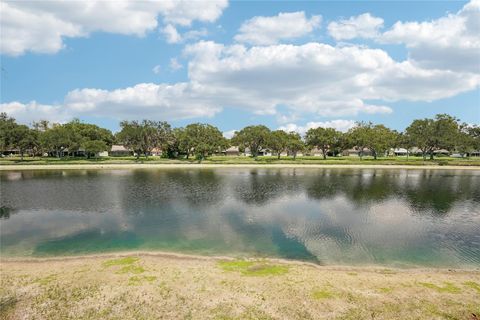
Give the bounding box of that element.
[82,140,108,159]
[32,120,50,132]
[366,125,398,160]
[173,127,193,159]
[305,127,342,160]
[346,122,372,160]
[231,125,271,158]
[116,120,172,160]
[454,124,478,157]
[60,119,114,156]
[115,121,143,159]
[467,125,480,152]
[12,125,37,161]
[346,123,398,160]
[0,113,17,153]
[406,114,460,160]
[286,132,304,160]
[398,132,415,159]
[183,123,225,162]
[268,130,289,159]
[40,124,71,158]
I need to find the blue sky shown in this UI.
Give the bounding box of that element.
[1,0,479,135]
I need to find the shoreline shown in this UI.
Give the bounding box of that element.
[1,163,480,171]
[2,250,479,319]
[2,250,479,273]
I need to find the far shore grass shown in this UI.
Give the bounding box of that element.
[1,252,479,319]
[1,155,480,169]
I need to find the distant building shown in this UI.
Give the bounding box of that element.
[308,148,324,157]
[150,147,163,157]
[393,148,408,156]
[242,148,271,156]
[342,148,372,157]
[110,145,133,157]
[259,149,272,156]
[225,146,240,156]
[434,149,450,156]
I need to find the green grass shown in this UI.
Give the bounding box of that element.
[128,275,157,285]
[463,281,480,293]
[1,155,480,166]
[218,260,289,276]
[116,265,145,274]
[419,282,461,294]
[312,289,335,299]
[377,287,393,293]
[102,256,145,274]
[34,274,57,286]
[102,256,139,267]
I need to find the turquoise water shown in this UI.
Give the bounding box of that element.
[1,168,479,267]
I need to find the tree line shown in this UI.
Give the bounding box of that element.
[1,112,479,161]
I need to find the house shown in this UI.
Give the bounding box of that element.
[110,145,133,157]
[225,146,240,156]
[309,148,324,157]
[434,149,450,156]
[393,148,408,156]
[150,147,162,157]
[259,149,272,156]
[242,148,271,156]
[1,148,20,157]
[342,148,372,157]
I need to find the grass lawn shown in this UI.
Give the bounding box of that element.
[1,254,479,320]
[1,155,480,166]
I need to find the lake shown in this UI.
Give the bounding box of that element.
[1,168,479,268]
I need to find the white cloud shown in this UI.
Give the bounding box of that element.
[379,0,480,73]
[161,24,182,43]
[184,41,477,116]
[0,2,83,55]
[0,0,228,55]
[234,11,321,45]
[170,58,183,71]
[183,28,208,41]
[223,130,237,139]
[160,25,208,44]
[279,120,356,135]
[328,13,384,40]
[0,101,70,124]
[0,83,222,123]
[152,65,161,74]
[64,83,221,119]
[6,36,477,125]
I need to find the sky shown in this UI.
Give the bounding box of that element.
[1,0,479,136]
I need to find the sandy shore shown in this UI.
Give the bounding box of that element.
[1,163,480,171]
[1,252,479,319]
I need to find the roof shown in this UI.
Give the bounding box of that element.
[111,145,129,152]
[226,146,239,152]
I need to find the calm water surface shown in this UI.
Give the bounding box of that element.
[1,168,479,268]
